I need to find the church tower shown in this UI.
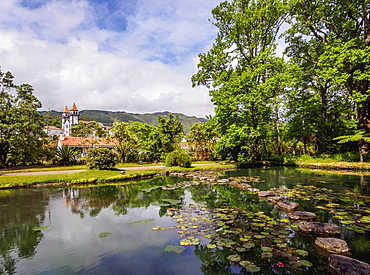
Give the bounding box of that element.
[70,102,79,125]
[61,103,80,137]
[62,106,71,137]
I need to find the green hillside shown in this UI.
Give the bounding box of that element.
[40,110,207,133]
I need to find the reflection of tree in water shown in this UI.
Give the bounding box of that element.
[194,245,239,275]
[360,175,370,194]
[189,184,275,215]
[63,187,120,217]
[0,189,49,275]
[63,176,187,217]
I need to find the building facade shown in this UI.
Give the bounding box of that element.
[62,103,79,137]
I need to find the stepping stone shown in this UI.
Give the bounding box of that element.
[329,255,370,275]
[247,188,260,192]
[289,211,316,220]
[185,174,194,178]
[258,191,276,197]
[267,196,284,203]
[315,237,350,254]
[298,222,340,235]
[200,177,208,181]
[177,173,185,177]
[276,201,299,211]
[218,179,229,184]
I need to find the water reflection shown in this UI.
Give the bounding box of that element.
[0,167,369,274]
[0,190,49,275]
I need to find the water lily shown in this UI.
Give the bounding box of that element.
[276,262,284,267]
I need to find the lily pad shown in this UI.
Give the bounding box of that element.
[245,264,260,273]
[226,254,241,262]
[129,218,156,226]
[236,247,246,252]
[243,243,255,249]
[98,232,111,238]
[239,260,254,267]
[261,246,273,252]
[162,199,182,204]
[300,260,313,267]
[262,252,273,258]
[207,244,217,249]
[33,226,50,232]
[165,245,185,253]
[295,249,309,256]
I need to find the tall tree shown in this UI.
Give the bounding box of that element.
[111,122,138,162]
[0,70,47,167]
[156,114,184,156]
[192,0,287,161]
[186,122,217,160]
[285,0,370,159]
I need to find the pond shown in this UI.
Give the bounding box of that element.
[1,167,370,275]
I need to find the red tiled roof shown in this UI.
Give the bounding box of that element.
[44,125,63,131]
[59,136,117,147]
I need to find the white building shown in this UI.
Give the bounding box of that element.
[61,103,79,137]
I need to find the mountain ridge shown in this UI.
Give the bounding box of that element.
[39,109,208,133]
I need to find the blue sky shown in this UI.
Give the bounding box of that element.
[0,0,222,117]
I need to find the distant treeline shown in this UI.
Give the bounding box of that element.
[39,110,207,133]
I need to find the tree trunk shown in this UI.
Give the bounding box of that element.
[318,86,328,154]
[358,139,368,162]
[275,106,282,156]
[0,141,9,167]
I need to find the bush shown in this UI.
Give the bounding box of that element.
[86,148,118,170]
[332,152,360,162]
[165,150,192,168]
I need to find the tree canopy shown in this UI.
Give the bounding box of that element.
[193,0,370,161]
[0,70,47,167]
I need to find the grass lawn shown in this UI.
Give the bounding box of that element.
[0,162,236,189]
[296,159,370,170]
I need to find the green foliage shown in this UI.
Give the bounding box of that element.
[0,70,48,167]
[56,146,78,165]
[157,114,184,155]
[38,110,206,134]
[86,148,118,170]
[334,130,370,144]
[186,122,217,161]
[165,150,192,168]
[285,0,370,155]
[112,122,139,162]
[192,0,287,162]
[331,152,361,162]
[71,121,106,138]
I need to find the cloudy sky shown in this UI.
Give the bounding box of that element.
[0,0,222,118]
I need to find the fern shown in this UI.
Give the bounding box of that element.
[333,130,370,144]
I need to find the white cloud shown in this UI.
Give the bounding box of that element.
[0,0,220,118]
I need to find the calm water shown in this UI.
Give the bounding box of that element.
[1,167,370,275]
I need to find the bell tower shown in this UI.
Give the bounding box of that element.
[70,102,79,126]
[62,106,71,137]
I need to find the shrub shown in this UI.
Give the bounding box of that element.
[332,152,361,162]
[56,146,77,165]
[86,148,118,170]
[165,150,192,168]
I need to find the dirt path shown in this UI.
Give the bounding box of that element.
[5,163,219,176]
